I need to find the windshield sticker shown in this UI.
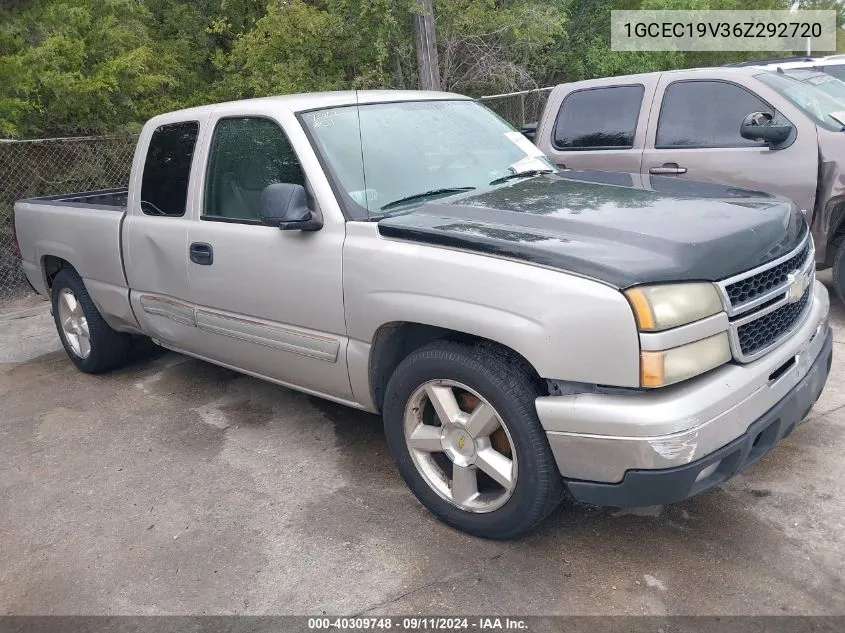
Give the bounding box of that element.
[505,131,545,157]
[349,189,379,206]
[511,156,554,174]
[309,110,338,129]
[807,74,836,85]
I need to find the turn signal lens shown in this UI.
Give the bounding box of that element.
[626,283,723,332]
[641,332,732,388]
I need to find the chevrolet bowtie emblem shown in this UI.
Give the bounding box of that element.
[786,270,810,304]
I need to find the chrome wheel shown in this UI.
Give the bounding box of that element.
[404,380,517,513]
[57,287,91,359]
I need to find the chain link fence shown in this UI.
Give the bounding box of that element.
[0,135,137,301]
[478,87,554,129]
[0,92,552,302]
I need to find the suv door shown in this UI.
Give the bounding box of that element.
[185,111,353,402]
[642,72,818,214]
[536,75,659,173]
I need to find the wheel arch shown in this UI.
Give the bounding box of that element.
[41,254,76,289]
[368,321,545,413]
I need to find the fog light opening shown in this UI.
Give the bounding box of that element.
[694,461,721,483]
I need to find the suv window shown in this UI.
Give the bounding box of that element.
[553,85,644,150]
[656,81,772,148]
[204,117,305,221]
[140,121,199,217]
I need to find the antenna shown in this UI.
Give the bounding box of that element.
[354,89,370,216]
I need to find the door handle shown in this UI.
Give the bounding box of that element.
[189,242,213,265]
[649,163,687,175]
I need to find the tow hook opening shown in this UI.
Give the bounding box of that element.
[769,357,796,383]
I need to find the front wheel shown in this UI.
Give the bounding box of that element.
[382,340,562,539]
[51,268,132,373]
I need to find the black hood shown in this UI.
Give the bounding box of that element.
[377,172,807,288]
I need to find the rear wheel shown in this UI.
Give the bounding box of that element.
[383,340,562,539]
[51,268,132,373]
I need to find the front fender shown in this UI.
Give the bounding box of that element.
[343,223,640,388]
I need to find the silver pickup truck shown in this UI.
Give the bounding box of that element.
[14,90,832,539]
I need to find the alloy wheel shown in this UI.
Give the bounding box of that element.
[403,379,518,513]
[57,288,91,359]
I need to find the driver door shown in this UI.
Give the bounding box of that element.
[641,72,818,214]
[185,110,353,401]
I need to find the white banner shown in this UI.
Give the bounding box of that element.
[611,10,837,52]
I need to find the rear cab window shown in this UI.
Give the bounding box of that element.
[553,85,644,150]
[140,121,200,217]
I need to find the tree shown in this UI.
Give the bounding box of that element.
[3,0,844,138]
[434,0,566,94]
[214,0,408,99]
[0,0,179,137]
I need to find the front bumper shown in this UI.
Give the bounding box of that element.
[537,280,830,500]
[567,328,831,507]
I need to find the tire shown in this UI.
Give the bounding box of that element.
[833,241,845,306]
[51,268,132,373]
[383,340,563,539]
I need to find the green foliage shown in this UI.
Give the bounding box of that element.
[0,0,178,137]
[214,0,407,99]
[432,0,566,94]
[1,0,844,138]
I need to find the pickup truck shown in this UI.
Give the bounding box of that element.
[14,90,832,539]
[532,66,845,304]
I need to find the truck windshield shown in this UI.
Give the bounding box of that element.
[756,71,845,132]
[300,99,555,219]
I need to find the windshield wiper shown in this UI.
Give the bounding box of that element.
[379,187,476,212]
[489,169,555,186]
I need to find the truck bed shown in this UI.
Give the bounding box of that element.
[14,188,138,333]
[21,188,128,211]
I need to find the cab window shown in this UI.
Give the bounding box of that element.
[204,117,305,222]
[553,85,644,150]
[140,121,199,217]
[656,81,771,148]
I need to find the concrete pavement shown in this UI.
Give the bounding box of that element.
[1,278,843,616]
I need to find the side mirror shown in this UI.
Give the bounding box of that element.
[740,112,793,147]
[259,183,322,231]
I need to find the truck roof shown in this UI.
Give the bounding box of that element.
[149,90,470,122]
[551,66,766,90]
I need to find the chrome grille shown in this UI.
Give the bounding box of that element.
[724,242,811,307]
[717,232,814,363]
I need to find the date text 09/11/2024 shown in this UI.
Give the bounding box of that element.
[306,617,529,630]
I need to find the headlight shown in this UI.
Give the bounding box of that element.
[625,283,723,331]
[641,332,731,388]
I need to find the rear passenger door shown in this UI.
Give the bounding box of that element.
[124,118,205,348]
[537,77,657,173]
[642,73,818,213]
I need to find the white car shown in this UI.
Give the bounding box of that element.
[736,53,845,82]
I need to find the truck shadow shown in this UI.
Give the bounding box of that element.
[5,338,843,613]
[300,391,844,613]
